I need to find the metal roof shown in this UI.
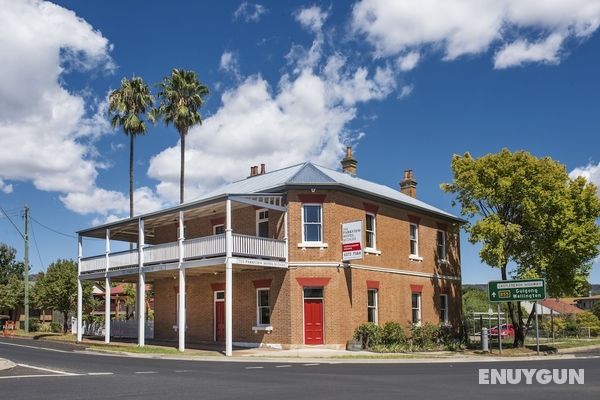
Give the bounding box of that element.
[79,162,462,236]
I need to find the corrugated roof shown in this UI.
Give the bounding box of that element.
[81,161,462,234]
[196,162,461,221]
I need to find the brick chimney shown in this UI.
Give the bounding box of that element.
[400,170,417,197]
[249,165,258,177]
[341,146,357,175]
[260,163,266,175]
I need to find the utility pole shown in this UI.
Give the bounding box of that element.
[23,206,30,334]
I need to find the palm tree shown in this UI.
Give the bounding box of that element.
[108,77,154,218]
[154,69,209,204]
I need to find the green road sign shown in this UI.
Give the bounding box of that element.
[488,279,546,302]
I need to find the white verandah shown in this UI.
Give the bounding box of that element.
[76,194,288,356]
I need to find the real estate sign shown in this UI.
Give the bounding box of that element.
[341,220,363,261]
[488,279,546,302]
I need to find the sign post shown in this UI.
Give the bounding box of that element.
[497,303,502,354]
[488,279,546,354]
[341,221,363,262]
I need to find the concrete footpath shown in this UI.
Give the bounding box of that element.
[0,358,16,371]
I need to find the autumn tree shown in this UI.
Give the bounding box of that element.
[443,149,600,347]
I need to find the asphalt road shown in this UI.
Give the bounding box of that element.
[0,337,599,400]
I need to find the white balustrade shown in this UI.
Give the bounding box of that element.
[80,255,105,273]
[232,233,286,259]
[81,233,286,275]
[184,234,226,259]
[144,241,179,264]
[108,250,139,269]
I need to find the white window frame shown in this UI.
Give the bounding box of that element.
[256,209,269,237]
[256,288,271,326]
[367,288,378,324]
[411,293,421,326]
[212,224,225,235]
[436,230,447,261]
[365,212,377,251]
[440,294,448,324]
[301,203,323,244]
[409,223,421,260]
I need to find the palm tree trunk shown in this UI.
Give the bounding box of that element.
[129,134,135,218]
[180,130,186,204]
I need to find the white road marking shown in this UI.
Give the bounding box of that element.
[245,366,264,369]
[0,341,72,354]
[17,363,77,376]
[275,365,291,368]
[0,374,80,380]
[174,370,192,373]
[303,363,319,366]
[135,371,157,374]
[87,372,114,375]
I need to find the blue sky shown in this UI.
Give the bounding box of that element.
[1,0,599,284]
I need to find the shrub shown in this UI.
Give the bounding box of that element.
[353,323,383,349]
[28,318,41,332]
[381,321,406,346]
[410,322,438,350]
[49,322,62,333]
[575,311,600,336]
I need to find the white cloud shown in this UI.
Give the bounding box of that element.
[0,0,121,216]
[351,0,600,67]
[233,2,268,22]
[494,33,564,69]
[295,6,329,33]
[147,10,395,203]
[61,186,164,216]
[219,51,241,80]
[398,84,414,99]
[0,179,13,194]
[397,52,420,71]
[570,162,600,195]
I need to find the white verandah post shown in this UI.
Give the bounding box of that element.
[178,210,186,352]
[283,209,288,262]
[225,198,233,357]
[104,228,111,344]
[137,218,146,347]
[77,235,83,343]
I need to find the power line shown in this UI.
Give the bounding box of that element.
[30,216,77,239]
[30,221,45,270]
[0,205,24,239]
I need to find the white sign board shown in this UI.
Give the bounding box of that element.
[342,220,363,261]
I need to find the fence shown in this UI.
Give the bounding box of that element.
[71,317,154,339]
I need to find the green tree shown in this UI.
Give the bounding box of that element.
[108,76,154,218]
[0,243,24,284]
[443,149,600,347]
[462,287,490,314]
[33,259,93,332]
[592,303,600,321]
[0,244,25,320]
[0,275,24,315]
[154,69,209,204]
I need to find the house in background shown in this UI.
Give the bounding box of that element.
[523,298,584,316]
[573,295,600,311]
[91,283,154,320]
[76,148,463,355]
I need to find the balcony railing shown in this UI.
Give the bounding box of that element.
[184,234,225,259]
[80,233,286,274]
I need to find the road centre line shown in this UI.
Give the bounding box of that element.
[0,374,82,380]
[135,371,157,374]
[245,366,264,369]
[87,372,114,375]
[275,365,291,368]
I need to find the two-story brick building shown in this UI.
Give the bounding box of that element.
[76,149,463,355]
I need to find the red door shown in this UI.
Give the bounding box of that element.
[215,300,225,342]
[304,299,324,344]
